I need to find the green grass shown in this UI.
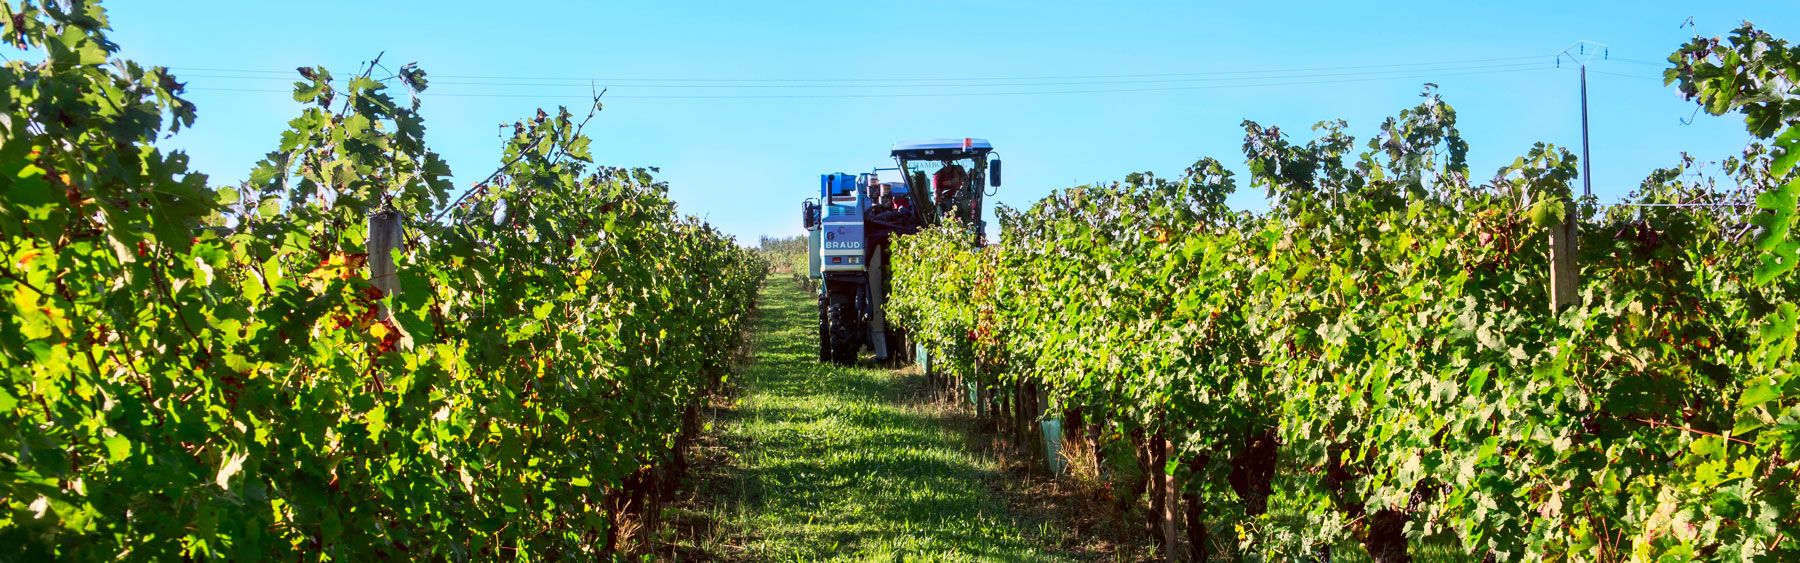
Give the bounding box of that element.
[698,280,1071,561]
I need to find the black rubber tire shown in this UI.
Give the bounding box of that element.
[817,297,830,363]
[883,330,907,368]
[825,300,860,365]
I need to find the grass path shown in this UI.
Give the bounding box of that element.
[678,280,1070,561]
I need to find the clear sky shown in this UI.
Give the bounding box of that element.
[103,1,1797,244]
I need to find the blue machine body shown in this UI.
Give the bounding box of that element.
[816,172,866,273]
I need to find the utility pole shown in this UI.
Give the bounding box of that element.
[1559,41,1607,198]
[1580,65,1592,197]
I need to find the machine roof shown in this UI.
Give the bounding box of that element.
[891,138,992,153]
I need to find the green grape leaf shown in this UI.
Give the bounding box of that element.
[102,435,130,462]
[1527,199,1566,229]
[1774,126,1800,177]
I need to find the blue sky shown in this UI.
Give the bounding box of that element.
[105,1,1797,244]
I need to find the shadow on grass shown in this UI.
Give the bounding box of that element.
[697,280,1070,561]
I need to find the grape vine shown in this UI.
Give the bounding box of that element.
[0,2,762,559]
[892,26,1800,560]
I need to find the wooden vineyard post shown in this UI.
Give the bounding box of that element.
[1062,406,1084,475]
[1029,377,1044,451]
[1549,209,1578,310]
[1184,455,1209,561]
[1158,435,1180,561]
[367,209,403,320]
[1090,416,1105,473]
[1126,429,1153,540]
[1147,430,1171,558]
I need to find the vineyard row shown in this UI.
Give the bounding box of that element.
[1,3,763,559]
[889,24,1800,561]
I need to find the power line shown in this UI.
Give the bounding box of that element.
[1608,56,1670,67]
[183,66,1556,100]
[175,61,1553,90]
[1589,69,1661,80]
[167,54,1550,85]
[1613,201,1752,208]
[1555,64,1661,81]
[165,48,1683,101]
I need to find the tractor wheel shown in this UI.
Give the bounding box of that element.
[883,330,908,368]
[817,296,830,363]
[825,299,860,365]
